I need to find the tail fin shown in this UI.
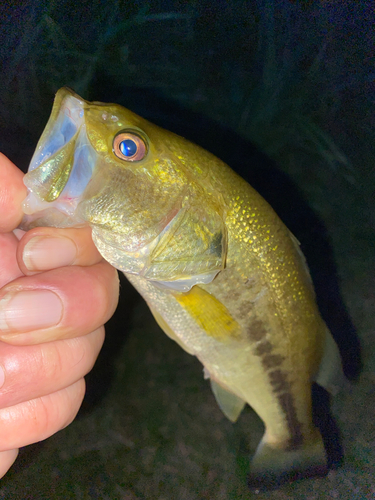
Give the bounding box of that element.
[248,428,327,489]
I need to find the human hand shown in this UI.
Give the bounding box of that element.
[0,153,119,478]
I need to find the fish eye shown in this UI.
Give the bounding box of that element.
[113,131,147,161]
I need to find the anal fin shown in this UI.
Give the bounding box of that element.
[210,379,246,422]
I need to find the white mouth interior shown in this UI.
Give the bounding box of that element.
[22,95,95,223]
[28,95,83,172]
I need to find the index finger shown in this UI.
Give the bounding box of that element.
[0,154,27,233]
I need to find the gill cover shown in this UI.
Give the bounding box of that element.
[20,87,227,290]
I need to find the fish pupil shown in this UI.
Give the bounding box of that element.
[119,139,137,157]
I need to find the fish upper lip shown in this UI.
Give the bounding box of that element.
[28,90,85,172]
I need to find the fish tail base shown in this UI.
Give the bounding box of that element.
[248,429,328,490]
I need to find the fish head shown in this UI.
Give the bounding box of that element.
[21,88,227,289]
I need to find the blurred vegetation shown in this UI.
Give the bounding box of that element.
[0,0,374,498]
[1,1,370,169]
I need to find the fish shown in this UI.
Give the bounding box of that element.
[20,87,343,487]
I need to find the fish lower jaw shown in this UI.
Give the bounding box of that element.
[19,205,86,230]
[20,191,86,230]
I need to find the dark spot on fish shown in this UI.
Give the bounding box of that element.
[254,340,273,356]
[255,341,285,369]
[245,316,305,448]
[209,232,223,256]
[277,392,304,449]
[246,318,267,341]
[262,353,285,369]
[254,339,285,367]
[267,371,304,449]
[258,364,304,449]
[269,369,290,393]
[238,301,253,318]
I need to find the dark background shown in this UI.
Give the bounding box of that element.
[0,1,374,498]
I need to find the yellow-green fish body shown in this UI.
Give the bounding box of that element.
[21,88,343,485]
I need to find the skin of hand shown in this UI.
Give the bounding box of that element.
[0,153,120,478]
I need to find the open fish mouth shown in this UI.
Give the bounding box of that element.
[20,88,95,229]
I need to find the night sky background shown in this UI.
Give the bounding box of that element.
[0,1,374,498]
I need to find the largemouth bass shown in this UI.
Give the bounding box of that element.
[20,88,343,486]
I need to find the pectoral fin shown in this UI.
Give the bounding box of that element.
[173,286,241,342]
[210,379,246,422]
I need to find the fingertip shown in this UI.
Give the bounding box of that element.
[0,154,27,232]
[0,448,19,479]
